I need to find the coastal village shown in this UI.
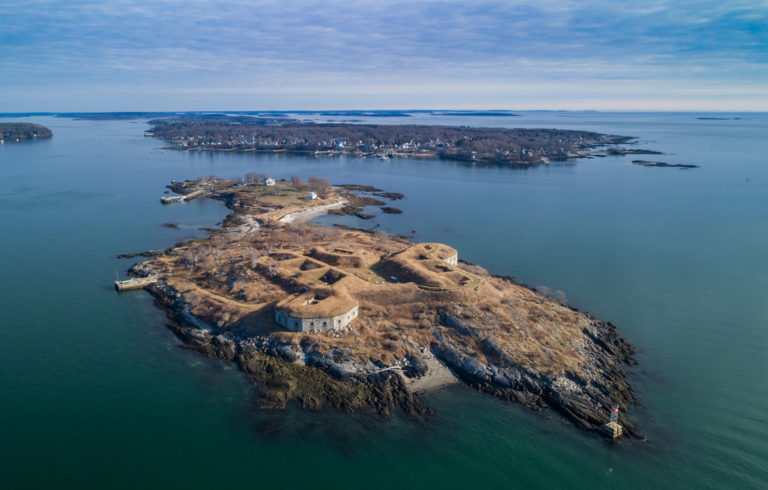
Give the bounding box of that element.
[118,175,638,438]
[146,119,632,164]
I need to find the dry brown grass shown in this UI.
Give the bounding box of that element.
[145,186,593,376]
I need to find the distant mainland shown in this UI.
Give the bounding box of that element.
[0,109,522,120]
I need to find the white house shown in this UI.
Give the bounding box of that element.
[307,192,318,200]
[263,177,276,186]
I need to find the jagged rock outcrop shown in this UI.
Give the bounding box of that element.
[433,306,639,437]
[124,177,642,439]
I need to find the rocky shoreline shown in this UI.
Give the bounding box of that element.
[433,305,640,437]
[141,277,430,417]
[132,263,640,437]
[124,178,643,439]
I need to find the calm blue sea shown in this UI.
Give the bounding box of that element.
[1,112,766,489]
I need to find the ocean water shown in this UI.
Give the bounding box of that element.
[1,112,766,489]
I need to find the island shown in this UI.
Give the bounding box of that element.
[0,123,52,143]
[606,148,662,156]
[632,160,699,169]
[434,111,520,117]
[146,116,637,165]
[120,176,641,438]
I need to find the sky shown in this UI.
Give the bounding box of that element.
[1,0,767,111]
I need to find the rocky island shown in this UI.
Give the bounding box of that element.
[146,116,638,166]
[0,123,52,143]
[632,160,699,169]
[123,177,641,438]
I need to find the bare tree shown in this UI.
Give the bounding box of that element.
[245,248,264,268]
[308,176,332,197]
[181,248,198,267]
[536,285,568,304]
[291,174,306,190]
[244,172,259,184]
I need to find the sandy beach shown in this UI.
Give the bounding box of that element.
[404,350,460,393]
[278,197,348,224]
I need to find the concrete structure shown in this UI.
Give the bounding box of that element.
[160,189,204,204]
[263,177,275,186]
[379,243,464,290]
[414,243,458,266]
[274,302,359,333]
[259,251,363,334]
[263,241,460,333]
[115,275,159,291]
[308,247,373,268]
[443,250,458,266]
[160,195,185,204]
[307,191,318,200]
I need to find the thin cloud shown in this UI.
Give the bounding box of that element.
[0,0,766,110]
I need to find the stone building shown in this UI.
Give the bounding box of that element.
[262,241,460,334]
[274,289,358,333]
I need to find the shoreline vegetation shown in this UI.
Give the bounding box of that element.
[0,123,52,143]
[144,115,643,166]
[121,176,641,439]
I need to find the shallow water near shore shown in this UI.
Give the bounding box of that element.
[1,112,767,489]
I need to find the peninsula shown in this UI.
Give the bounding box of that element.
[0,123,52,143]
[146,117,636,165]
[122,176,640,438]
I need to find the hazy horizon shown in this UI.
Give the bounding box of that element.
[2,109,767,115]
[2,1,767,112]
